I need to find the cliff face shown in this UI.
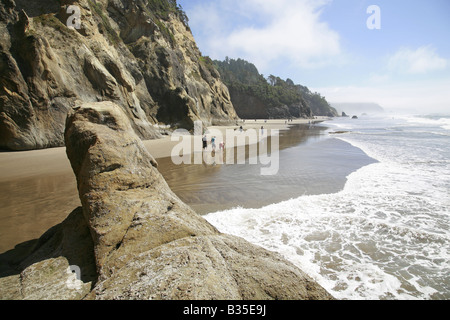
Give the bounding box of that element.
[228,86,311,119]
[214,58,337,119]
[214,58,312,119]
[0,102,334,300]
[0,0,238,151]
[297,85,339,117]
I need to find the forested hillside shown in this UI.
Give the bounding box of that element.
[214,58,338,118]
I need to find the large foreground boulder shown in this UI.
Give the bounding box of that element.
[0,101,334,300]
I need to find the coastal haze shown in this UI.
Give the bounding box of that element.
[331,102,385,117]
[181,0,450,114]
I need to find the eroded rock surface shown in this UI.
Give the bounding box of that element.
[0,102,334,300]
[0,0,238,150]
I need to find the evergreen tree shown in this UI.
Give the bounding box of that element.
[214,58,337,117]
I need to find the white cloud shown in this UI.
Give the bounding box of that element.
[387,46,448,74]
[187,0,341,71]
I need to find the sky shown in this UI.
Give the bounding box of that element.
[177,0,450,113]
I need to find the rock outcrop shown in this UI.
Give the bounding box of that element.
[214,57,337,119]
[228,87,312,120]
[0,207,97,300]
[332,103,385,117]
[0,101,334,300]
[0,0,238,151]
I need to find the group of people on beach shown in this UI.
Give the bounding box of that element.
[202,135,225,151]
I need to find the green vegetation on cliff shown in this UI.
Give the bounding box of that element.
[214,58,338,118]
[146,0,189,26]
[297,84,339,117]
[214,58,305,110]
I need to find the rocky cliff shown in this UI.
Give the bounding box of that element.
[0,101,334,300]
[227,86,312,120]
[0,0,238,151]
[214,58,337,119]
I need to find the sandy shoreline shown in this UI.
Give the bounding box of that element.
[0,118,329,253]
[144,118,326,159]
[0,118,325,180]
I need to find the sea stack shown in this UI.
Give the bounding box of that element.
[0,101,334,300]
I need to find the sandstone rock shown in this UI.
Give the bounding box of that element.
[0,0,238,151]
[0,207,96,300]
[0,101,334,300]
[64,101,218,277]
[87,234,332,300]
[69,101,333,300]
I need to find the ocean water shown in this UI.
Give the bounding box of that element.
[205,114,450,300]
[159,124,375,215]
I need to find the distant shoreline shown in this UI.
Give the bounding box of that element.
[0,118,330,181]
[144,117,330,160]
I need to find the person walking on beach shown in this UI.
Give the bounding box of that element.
[202,135,207,150]
[211,136,217,151]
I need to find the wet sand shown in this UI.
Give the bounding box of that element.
[0,118,375,253]
[158,124,376,214]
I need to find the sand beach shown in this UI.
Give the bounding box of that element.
[0,118,328,253]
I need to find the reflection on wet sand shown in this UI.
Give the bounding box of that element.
[0,172,80,253]
[158,124,333,214]
[0,124,345,253]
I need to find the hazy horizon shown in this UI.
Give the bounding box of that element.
[179,0,450,114]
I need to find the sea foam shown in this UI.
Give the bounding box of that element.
[205,114,450,300]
